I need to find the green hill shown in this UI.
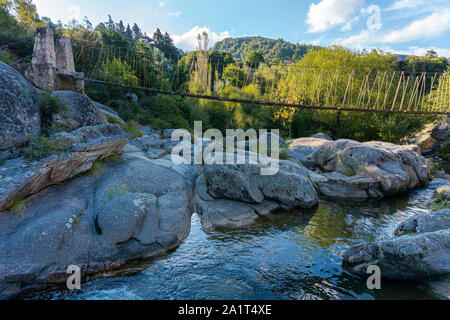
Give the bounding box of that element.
[212,36,320,63]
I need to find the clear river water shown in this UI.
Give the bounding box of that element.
[33,181,445,300]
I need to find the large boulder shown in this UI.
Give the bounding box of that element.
[432,117,449,145]
[0,61,41,153]
[195,173,282,230]
[51,91,107,131]
[286,137,330,170]
[204,158,318,209]
[432,116,450,153]
[309,171,383,201]
[196,157,318,229]
[0,155,193,299]
[409,123,437,153]
[342,229,450,281]
[343,209,450,281]
[0,124,131,212]
[395,210,450,236]
[310,140,431,196]
[94,102,124,124]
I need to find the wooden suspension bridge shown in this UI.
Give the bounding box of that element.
[6,30,450,116]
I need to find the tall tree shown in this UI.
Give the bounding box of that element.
[12,0,44,30]
[246,51,265,68]
[125,24,133,40]
[152,28,164,46]
[132,23,142,40]
[118,20,125,34]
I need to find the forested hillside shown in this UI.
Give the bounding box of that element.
[212,36,319,63]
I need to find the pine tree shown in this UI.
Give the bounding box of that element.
[132,23,142,41]
[152,28,164,46]
[118,20,125,34]
[125,24,133,40]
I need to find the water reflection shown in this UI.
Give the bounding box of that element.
[34,185,442,300]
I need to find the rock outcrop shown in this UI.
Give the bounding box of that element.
[343,209,450,281]
[432,116,449,154]
[0,124,131,212]
[51,91,107,131]
[0,62,41,154]
[0,155,193,299]
[196,158,318,229]
[310,140,430,197]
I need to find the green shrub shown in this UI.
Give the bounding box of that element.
[279,149,288,160]
[140,95,190,130]
[22,136,73,161]
[122,120,144,137]
[0,49,12,64]
[345,169,356,177]
[431,194,450,211]
[0,157,5,166]
[39,90,68,135]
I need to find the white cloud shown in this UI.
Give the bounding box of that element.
[168,11,182,18]
[66,4,82,22]
[382,9,450,43]
[159,2,165,7]
[339,8,450,49]
[378,46,450,57]
[306,0,364,33]
[172,26,231,51]
[340,16,360,32]
[386,0,426,11]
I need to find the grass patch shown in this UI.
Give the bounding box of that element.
[106,115,123,125]
[122,120,144,138]
[108,116,144,138]
[22,136,73,161]
[431,194,450,211]
[279,149,288,160]
[86,153,123,175]
[345,169,356,177]
[9,199,26,214]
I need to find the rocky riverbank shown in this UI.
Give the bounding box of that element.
[0,60,449,299]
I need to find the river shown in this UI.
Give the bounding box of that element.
[33,181,444,300]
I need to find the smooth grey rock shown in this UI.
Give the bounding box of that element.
[311,133,332,141]
[0,155,193,299]
[97,193,157,246]
[204,158,318,209]
[286,137,331,170]
[194,174,281,230]
[140,126,152,136]
[0,61,41,151]
[199,199,260,230]
[129,134,168,152]
[342,229,450,281]
[124,92,138,102]
[311,139,431,196]
[0,124,131,212]
[432,117,449,144]
[395,210,450,236]
[147,148,169,159]
[314,171,383,201]
[51,91,107,131]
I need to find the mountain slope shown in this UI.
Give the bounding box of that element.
[212,36,319,62]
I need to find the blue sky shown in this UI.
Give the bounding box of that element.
[32,0,450,56]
